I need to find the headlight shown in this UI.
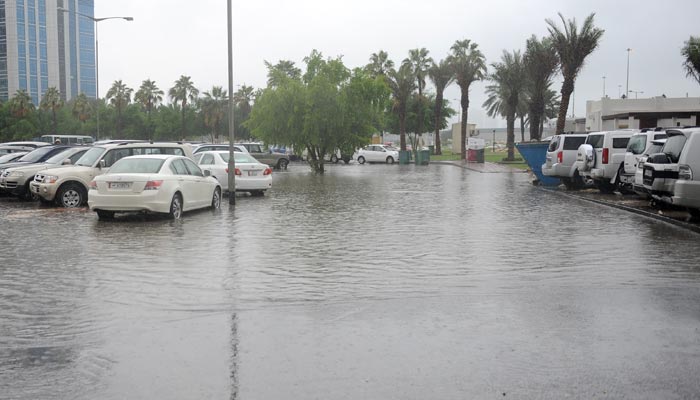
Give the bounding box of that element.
[8,171,24,177]
[44,175,60,184]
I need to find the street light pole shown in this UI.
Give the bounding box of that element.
[602,76,606,97]
[227,0,236,205]
[57,8,133,141]
[626,48,631,99]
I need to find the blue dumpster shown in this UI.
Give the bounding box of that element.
[515,142,560,186]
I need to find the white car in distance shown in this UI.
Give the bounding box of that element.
[88,155,221,220]
[355,144,400,164]
[195,150,272,196]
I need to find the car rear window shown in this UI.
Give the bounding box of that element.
[662,135,687,163]
[109,158,165,174]
[563,136,586,150]
[626,135,647,155]
[613,138,630,149]
[547,136,561,152]
[653,134,667,140]
[586,134,604,148]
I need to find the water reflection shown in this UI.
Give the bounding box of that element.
[1,164,700,399]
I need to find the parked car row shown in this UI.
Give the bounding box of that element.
[0,140,275,220]
[543,127,700,216]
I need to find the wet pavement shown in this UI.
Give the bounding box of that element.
[1,163,700,399]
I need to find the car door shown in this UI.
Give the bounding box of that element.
[170,158,198,210]
[183,158,209,208]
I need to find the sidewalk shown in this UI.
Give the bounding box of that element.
[433,160,526,173]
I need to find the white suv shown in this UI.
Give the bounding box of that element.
[576,130,636,193]
[31,142,193,208]
[669,128,700,217]
[541,133,588,189]
[620,130,668,190]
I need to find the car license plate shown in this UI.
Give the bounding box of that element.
[247,171,258,176]
[109,182,131,189]
[644,169,652,177]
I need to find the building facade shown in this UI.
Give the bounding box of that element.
[586,97,700,131]
[0,0,95,105]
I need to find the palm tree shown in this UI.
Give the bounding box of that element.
[546,13,604,134]
[201,86,228,143]
[404,48,433,148]
[484,50,526,161]
[524,35,559,141]
[448,39,487,160]
[366,50,394,77]
[264,60,302,87]
[385,63,417,151]
[106,80,133,137]
[71,92,92,126]
[427,59,454,155]
[233,84,255,115]
[168,75,199,139]
[40,87,63,134]
[9,90,35,118]
[135,79,164,141]
[681,36,700,85]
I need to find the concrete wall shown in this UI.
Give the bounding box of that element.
[451,122,476,154]
[586,97,700,131]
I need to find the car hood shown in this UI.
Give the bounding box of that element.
[4,162,68,173]
[0,161,38,170]
[39,165,98,177]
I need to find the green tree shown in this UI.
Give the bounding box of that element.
[106,80,133,138]
[247,51,389,173]
[201,86,228,143]
[385,63,417,151]
[234,85,255,140]
[523,35,559,141]
[428,59,454,155]
[135,79,164,141]
[404,48,433,154]
[366,50,394,77]
[71,92,92,127]
[546,13,604,134]
[40,87,63,134]
[484,50,526,161]
[9,90,35,119]
[448,39,487,160]
[264,60,302,87]
[681,36,700,85]
[169,75,199,139]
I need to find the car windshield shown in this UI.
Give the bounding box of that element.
[17,146,58,163]
[626,135,647,155]
[75,147,106,166]
[109,158,166,174]
[0,153,24,163]
[220,152,258,164]
[45,148,74,164]
[662,135,687,163]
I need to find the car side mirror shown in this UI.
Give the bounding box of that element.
[62,159,72,165]
[99,159,106,169]
[203,170,211,177]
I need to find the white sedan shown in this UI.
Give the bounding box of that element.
[195,150,272,196]
[355,144,399,164]
[88,155,221,220]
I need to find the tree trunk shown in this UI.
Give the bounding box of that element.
[181,100,187,140]
[460,95,470,161]
[434,93,442,155]
[520,114,525,142]
[529,111,540,142]
[555,77,574,134]
[506,113,515,161]
[52,109,57,134]
[399,107,407,151]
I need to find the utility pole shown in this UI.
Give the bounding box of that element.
[227,0,236,205]
[602,76,606,97]
[626,48,631,99]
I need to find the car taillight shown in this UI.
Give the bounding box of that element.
[602,148,609,164]
[144,180,163,190]
[679,164,693,180]
[235,168,242,176]
[263,168,272,176]
[557,151,563,164]
[225,168,229,173]
[89,180,97,190]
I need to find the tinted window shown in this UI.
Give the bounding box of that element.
[547,136,561,152]
[102,149,132,168]
[170,159,189,175]
[587,135,604,148]
[44,148,74,163]
[563,136,586,150]
[75,147,106,166]
[662,135,687,163]
[18,146,62,163]
[626,135,647,155]
[646,144,664,155]
[612,138,630,149]
[653,134,667,140]
[194,154,203,163]
[183,159,204,176]
[201,154,214,165]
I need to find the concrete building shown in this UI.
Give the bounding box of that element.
[0,0,95,104]
[586,97,700,131]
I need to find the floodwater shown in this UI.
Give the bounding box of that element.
[1,163,700,399]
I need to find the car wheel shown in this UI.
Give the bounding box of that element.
[277,159,289,170]
[211,187,221,209]
[596,180,615,194]
[56,183,85,208]
[571,170,584,190]
[96,210,115,220]
[358,156,366,165]
[250,190,265,197]
[169,193,183,220]
[386,156,395,164]
[614,165,632,194]
[342,157,351,164]
[330,154,339,164]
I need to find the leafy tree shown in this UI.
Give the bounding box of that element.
[366,50,395,77]
[234,85,255,140]
[484,50,526,161]
[264,60,302,87]
[247,51,389,173]
[169,75,199,139]
[40,87,63,134]
[403,48,433,152]
[523,35,559,141]
[681,36,700,85]
[448,39,487,160]
[135,79,164,140]
[9,90,35,118]
[71,92,92,126]
[427,59,454,155]
[546,13,604,134]
[385,63,417,151]
[201,86,228,143]
[106,80,133,138]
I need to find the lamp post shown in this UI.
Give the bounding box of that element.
[602,76,606,97]
[227,0,236,205]
[625,48,631,99]
[629,90,644,99]
[57,7,133,141]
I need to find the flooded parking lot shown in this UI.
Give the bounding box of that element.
[2,163,700,399]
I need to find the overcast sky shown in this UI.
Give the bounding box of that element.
[95,0,700,128]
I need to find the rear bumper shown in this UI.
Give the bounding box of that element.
[88,191,170,214]
[671,180,700,208]
[235,176,272,191]
[541,163,570,178]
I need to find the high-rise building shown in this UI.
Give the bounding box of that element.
[0,0,95,105]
